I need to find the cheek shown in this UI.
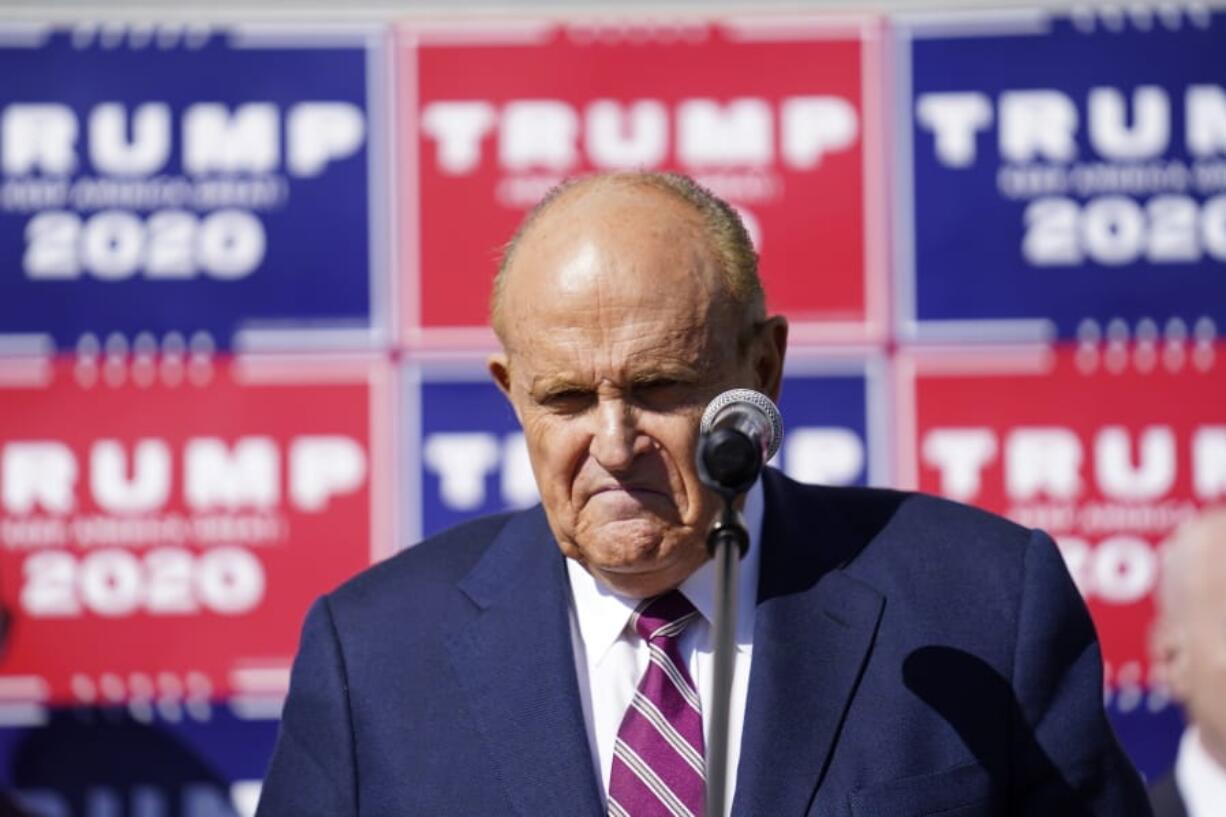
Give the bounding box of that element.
[644,417,705,491]
[523,419,586,502]
[1186,634,1226,693]
[1209,644,1226,683]
[1199,656,1226,727]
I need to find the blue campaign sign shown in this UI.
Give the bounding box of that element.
[772,354,887,491]
[403,354,886,543]
[0,705,278,816]
[0,24,388,353]
[403,362,533,542]
[1106,696,1184,783]
[895,7,1226,343]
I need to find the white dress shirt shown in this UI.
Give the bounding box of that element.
[566,482,763,816]
[1175,727,1226,817]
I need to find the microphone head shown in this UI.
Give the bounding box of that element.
[699,388,784,461]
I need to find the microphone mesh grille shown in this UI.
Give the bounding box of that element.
[699,388,784,461]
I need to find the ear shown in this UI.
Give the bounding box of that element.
[488,352,513,399]
[753,315,788,402]
[1151,618,1191,704]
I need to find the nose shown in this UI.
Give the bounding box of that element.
[590,397,640,474]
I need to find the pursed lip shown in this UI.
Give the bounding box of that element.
[588,483,669,499]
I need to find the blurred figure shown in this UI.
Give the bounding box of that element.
[1150,508,1226,817]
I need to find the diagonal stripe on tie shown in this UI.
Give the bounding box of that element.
[607,590,705,817]
[648,644,703,713]
[614,739,695,817]
[631,692,704,775]
[607,795,633,817]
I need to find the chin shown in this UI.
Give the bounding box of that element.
[584,520,668,567]
[579,521,705,579]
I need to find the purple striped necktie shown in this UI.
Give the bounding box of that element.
[607,590,705,817]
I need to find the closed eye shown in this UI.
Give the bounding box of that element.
[540,388,594,413]
[632,378,695,410]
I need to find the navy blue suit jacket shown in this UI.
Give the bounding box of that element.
[257,469,1150,816]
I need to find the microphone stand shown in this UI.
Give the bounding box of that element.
[705,494,748,817]
[695,388,781,815]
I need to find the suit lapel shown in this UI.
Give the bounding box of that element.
[732,471,886,817]
[445,507,604,817]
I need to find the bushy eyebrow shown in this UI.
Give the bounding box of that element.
[528,361,704,400]
[529,376,589,400]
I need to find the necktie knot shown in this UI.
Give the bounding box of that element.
[631,590,699,644]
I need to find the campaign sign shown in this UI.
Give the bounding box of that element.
[399,15,886,346]
[0,24,389,353]
[1108,695,1184,781]
[403,352,886,542]
[0,707,276,817]
[895,7,1226,342]
[897,341,1226,693]
[0,354,393,711]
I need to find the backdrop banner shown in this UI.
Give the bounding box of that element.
[895,7,1226,343]
[0,707,276,817]
[0,355,392,715]
[399,14,886,347]
[0,24,389,354]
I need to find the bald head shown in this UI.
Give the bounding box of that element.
[1159,508,1226,620]
[491,171,763,345]
[1154,507,1226,768]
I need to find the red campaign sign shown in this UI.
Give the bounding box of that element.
[896,343,1226,690]
[0,355,393,713]
[398,15,887,346]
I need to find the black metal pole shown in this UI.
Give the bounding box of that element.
[705,501,748,817]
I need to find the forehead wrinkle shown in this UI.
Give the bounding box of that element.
[498,184,745,378]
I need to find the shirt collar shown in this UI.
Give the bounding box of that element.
[1176,726,1226,817]
[566,480,764,664]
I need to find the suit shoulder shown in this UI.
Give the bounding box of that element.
[820,486,1044,612]
[779,474,1032,553]
[326,511,518,615]
[771,474,1037,579]
[889,489,1031,547]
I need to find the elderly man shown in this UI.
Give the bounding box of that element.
[1149,509,1226,817]
[257,171,1149,816]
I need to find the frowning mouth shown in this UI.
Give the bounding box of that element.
[589,484,668,499]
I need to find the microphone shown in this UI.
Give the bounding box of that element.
[696,388,783,497]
